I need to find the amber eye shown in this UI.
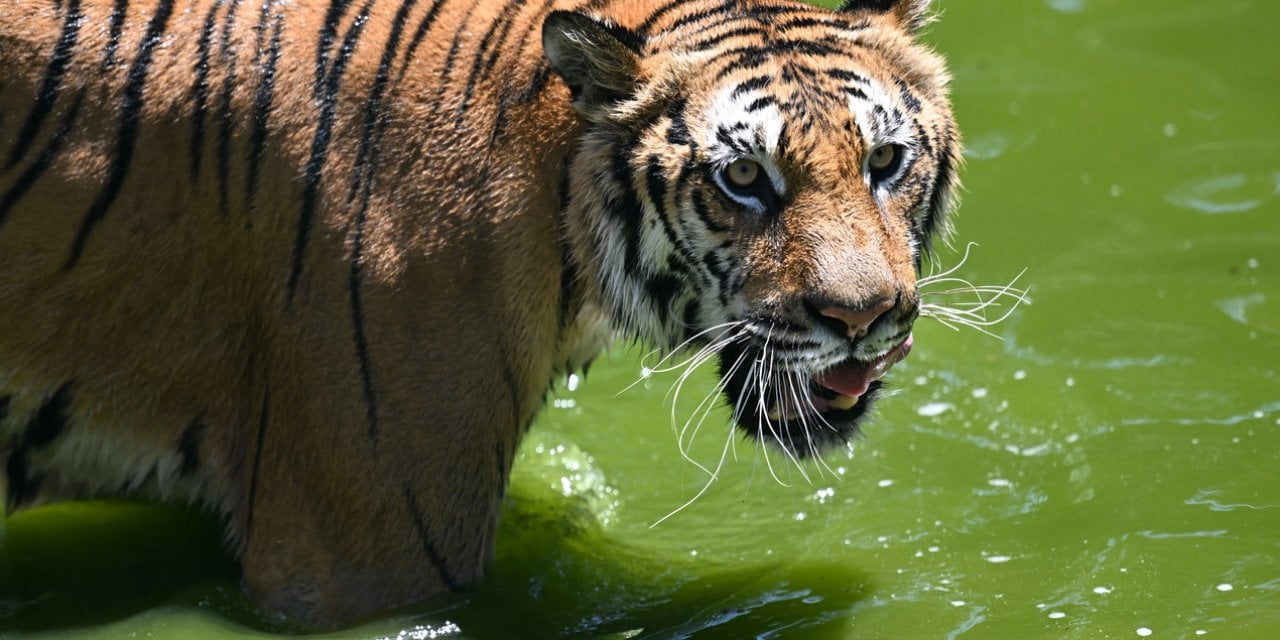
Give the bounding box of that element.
[724,158,762,189]
[867,144,905,186]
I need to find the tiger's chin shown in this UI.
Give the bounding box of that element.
[716,335,913,458]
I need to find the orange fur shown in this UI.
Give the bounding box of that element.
[0,0,958,627]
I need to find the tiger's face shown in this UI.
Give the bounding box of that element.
[546,0,958,457]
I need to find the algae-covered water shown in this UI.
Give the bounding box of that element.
[3,0,1278,638]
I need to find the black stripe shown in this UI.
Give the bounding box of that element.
[245,11,284,210]
[5,0,81,170]
[243,387,270,539]
[341,0,422,442]
[402,484,463,591]
[640,0,732,36]
[0,395,9,423]
[746,95,778,112]
[288,0,373,297]
[828,68,870,84]
[67,0,176,268]
[429,0,484,117]
[456,1,527,124]
[346,191,379,441]
[177,416,206,476]
[691,190,729,233]
[25,384,75,449]
[682,25,761,52]
[922,132,956,246]
[646,273,681,325]
[190,0,221,181]
[605,147,644,275]
[731,75,771,99]
[665,97,689,145]
[215,0,244,215]
[4,454,39,511]
[0,92,84,228]
[315,0,355,99]
[777,15,870,33]
[396,0,449,83]
[101,0,129,72]
[895,77,922,113]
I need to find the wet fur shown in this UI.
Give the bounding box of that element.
[0,0,957,627]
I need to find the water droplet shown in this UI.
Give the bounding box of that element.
[1094,586,1113,594]
[1137,628,1153,637]
[1216,583,1233,592]
[971,387,989,398]
[1048,611,1066,619]
[985,554,1012,564]
[878,479,895,488]
[950,600,966,607]
[566,373,580,391]
[1013,370,1027,380]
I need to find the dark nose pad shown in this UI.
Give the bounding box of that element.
[815,297,895,339]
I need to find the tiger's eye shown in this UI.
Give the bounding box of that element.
[725,159,761,188]
[868,145,898,172]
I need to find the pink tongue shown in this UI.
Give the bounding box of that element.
[814,334,914,399]
[815,360,875,398]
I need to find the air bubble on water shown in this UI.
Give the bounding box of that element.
[988,478,1013,488]
[915,550,924,558]
[1136,628,1153,637]
[915,375,929,385]
[794,512,807,521]
[1066,433,1080,444]
[985,554,1012,564]
[950,600,966,607]
[1048,611,1066,619]
[1094,586,1113,594]
[1216,583,1233,592]
[566,373,580,391]
[971,387,989,399]
[878,479,895,488]
[1065,377,1075,387]
[1110,184,1123,197]
[1014,370,1027,380]
[640,366,653,378]
[928,546,940,553]
[1247,258,1259,269]
[1195,631,1207,636]
[1163,123,1177,137]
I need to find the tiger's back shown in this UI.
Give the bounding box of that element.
[0,0,960,628]
[0,0,599,623]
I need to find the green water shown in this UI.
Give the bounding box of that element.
[3,0,1278,638]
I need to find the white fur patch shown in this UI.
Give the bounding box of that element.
[703,85,788,212]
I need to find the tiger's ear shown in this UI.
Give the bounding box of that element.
[542,11,643,115]
[839,0,934,33]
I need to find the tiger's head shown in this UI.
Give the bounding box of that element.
[544,0,959,458]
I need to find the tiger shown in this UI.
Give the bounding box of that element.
[0,0,959,628]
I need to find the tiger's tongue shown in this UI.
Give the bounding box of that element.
[814,361,876,399]
[814,334,914,399]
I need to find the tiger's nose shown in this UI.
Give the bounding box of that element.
[816,297,896,339]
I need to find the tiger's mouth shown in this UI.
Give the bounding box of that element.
[716,334,913,457]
